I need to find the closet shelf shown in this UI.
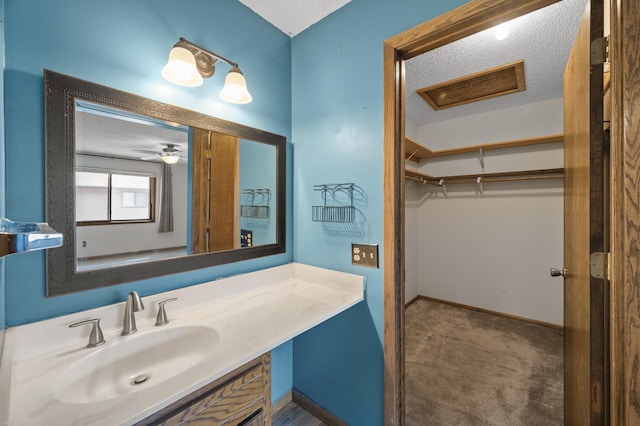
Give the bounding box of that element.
[405,168,564,186]
[405,134,564,163]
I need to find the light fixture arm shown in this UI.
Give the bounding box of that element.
[178,37,239,69]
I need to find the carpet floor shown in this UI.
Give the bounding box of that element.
[405,299,563,425]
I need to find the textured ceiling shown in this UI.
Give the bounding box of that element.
[238,0,351,37]
[406,0,588,126]
[76,109,188,162]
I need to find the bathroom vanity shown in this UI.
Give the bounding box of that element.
[0,263,364,425]
[138,352,271,425]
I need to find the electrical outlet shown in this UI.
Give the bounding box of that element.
[352,243,379,268]
[82,241,86,247]
[240,229,253,248]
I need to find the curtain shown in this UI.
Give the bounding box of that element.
[158,162,174,233]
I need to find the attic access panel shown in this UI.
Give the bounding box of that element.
[417,60,525,110]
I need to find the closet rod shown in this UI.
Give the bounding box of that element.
[405,168,563,186]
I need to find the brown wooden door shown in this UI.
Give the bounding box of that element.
[563,0,607,424]
[191,127,210,254]
[191,129,240,254]
[208,131,240,252]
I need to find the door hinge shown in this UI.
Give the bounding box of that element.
[590,252,610,280]
[591,36,609,66]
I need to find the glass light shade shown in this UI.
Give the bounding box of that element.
[161,46,203,87]
[219,67,252,104]
[161,154,180,164]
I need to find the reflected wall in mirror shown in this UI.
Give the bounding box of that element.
[45,70,286,296]
[75,101,190,271]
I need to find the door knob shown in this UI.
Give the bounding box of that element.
[550,267,568,277]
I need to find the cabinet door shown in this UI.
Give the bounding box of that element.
[138,353,271,426]
[160,365,264,425]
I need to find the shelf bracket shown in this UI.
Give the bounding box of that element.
[477,176,484,195]
[438,179,448,197]
[406,149,419,162]
[478,147,485,171]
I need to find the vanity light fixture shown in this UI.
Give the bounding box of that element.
[162,37,252,104]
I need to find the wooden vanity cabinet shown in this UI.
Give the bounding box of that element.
[137,352,271,426]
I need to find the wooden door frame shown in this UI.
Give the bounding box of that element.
[609,0,640,424]
[382,0,638,424]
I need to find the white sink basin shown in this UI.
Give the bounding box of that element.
[54,325,220,404]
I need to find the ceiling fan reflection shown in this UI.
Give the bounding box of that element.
[132,144,186,164]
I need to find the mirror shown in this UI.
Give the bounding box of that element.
[45,70,286,296]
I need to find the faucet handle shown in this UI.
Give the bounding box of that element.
[155,298,178,326]
[69,318,105,348]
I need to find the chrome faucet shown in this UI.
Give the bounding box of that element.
[69,318,105,348]
[121,291,145,336]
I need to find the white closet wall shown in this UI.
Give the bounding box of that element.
[405,98,564,325]
[416,98,564,150]
[405,183,420,304]
[405,117,419,142]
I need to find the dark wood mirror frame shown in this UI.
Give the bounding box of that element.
[45,70,286,296]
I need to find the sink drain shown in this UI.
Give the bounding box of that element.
[131,374,151,386]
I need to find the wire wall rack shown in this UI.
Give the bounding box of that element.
[312,183,355,223]
[240,188,271,219]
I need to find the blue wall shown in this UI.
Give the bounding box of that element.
[271,339,293,402]
[290,0,466,424]
[4,0,291,323]
[3,0,292,400]
[239,139,277,246]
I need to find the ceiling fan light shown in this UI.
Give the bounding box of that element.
[162,46,203,87]
[219,66,252,104]
[161,154,180,164]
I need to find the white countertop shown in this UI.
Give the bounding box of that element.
[1,263,364,425]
